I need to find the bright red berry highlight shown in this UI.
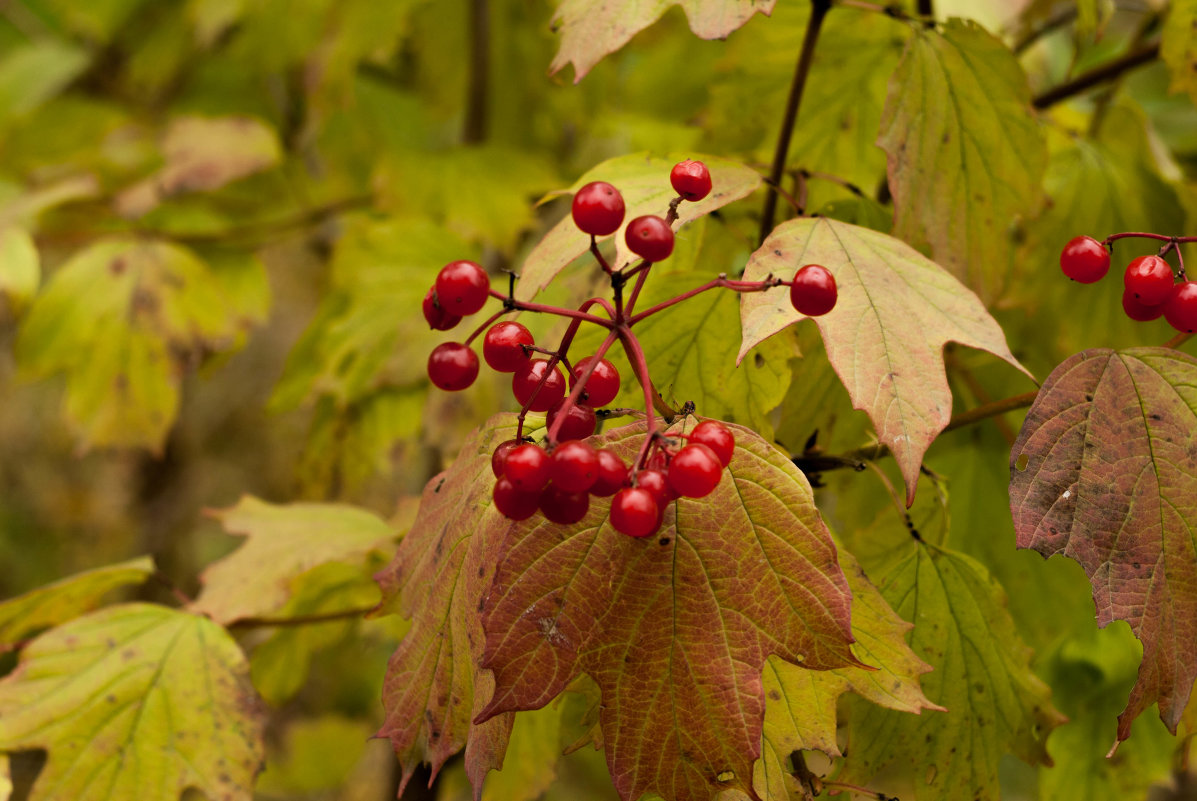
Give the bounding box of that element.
[590,449,629,497]
[625,215,674,262]
[670,160,712,202]
[1164,281,1197,333]
[551,440,598,493]
[427,343,478,391]
[1123,255,1175,305]
[667,443,723,498]
[1122,289,1166,322]
[571,356,621,407]
[512,359,566,412]
[435,260,490,315]
[688,420,734,468]
[483,321,534,372]
[1060,236,1109,283]
[790,264,837,316]
[572,181,626,236]
[493,478,540,521]
[539,484,589,525]
[422,287,462,331]
[491,439,520,478]
[504,443,551,492]
[610,488,661,538]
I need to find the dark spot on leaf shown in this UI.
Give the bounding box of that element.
[107,694,117,703]
[477,564,485,578]
[110,258,126,275]
[434,477,446,494]
[768,690,781,701]
[659,537,671,546]
[774,249,782,257]
[1150,413,1162,421]
[1085,394,1093,402]
[754,353,765,368]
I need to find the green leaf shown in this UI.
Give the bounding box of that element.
[739,216,1032,503]
[477,418,860,801]
[256,715,373,795]
[192,495,395,625]
[0,603,265,801]
[481,705,564,801]
[0,41,89,121]
[16,238,246,452]
[0,754,9,801]
[549,0,777,82]
[879,18,1046,302]
[0,226,39,314]
[41,0,150,42]
[838,539,1065,801]
[1162,0,1197,106]
[1009,347,1197,743]
[517,152,761,300]
[0,556,154,648]
[116,115,282,217]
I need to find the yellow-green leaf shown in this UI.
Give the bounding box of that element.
[0,41,89,121]
[0,226,39,314]
[1162,0,1197,106]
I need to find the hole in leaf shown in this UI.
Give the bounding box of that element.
[1015,453,1029,471]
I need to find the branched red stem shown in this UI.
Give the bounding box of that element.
[546,330,619,444]
[629,276,785,325]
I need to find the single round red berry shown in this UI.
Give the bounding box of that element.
[790,264,837,316]
[422,287,462,331]
[572,181,626,236]
[512,359,567,412]
[504,443,551,492]
[1164,281,1197,333]
[590,449,629,497]
[1122,289,1166,322]
[636,468,676,508]
[688,420,734,467]
[491,439,521,478]
[483,321,534,373]
[547,400,597,441]
[667,443,723,499]
[435,260,490,315]
[670,159,713,202]
[1123,255,1175,305]
[610,487,661,538]
[625,215,674,262]
[540,484,590,525]
[551,439,598,493]
[1060,236,1109,283]
[571,356,621,407]
[427,343,478,391]
[493,478,540,521]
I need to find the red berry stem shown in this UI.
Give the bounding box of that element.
[628,275,787,325]
[590,235,614,276]
[623,262,654,317]
[664,196,683,226]
[616,326,662,470]
[487,288,615,328]
[545,330,619,444]
[1104,232,1197,246]
[463,307,510,346]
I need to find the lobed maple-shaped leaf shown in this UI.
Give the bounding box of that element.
[1162,0,1197,106]
[838,539,1065,801]
[549,0,776,82]
[739,216,1032,504]
[1009,347,1197,743]
[476,418,860,801]
[0,556,154,648]
[517,152,760,300]
[0,603,265,801]
[879,18,1046,302]
[192,495,396,625]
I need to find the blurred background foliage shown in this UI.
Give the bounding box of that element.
[0,0,1195,798]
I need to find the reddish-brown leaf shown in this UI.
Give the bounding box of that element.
[1009,347,1197,743]
[475,419,860,801]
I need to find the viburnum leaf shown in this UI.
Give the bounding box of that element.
[0,225,39,314]
[0,40,89,121]
[0,603,265,801]
[0,556,154,648]
[739,216,1032,504]
[838,537,1066,801]
[15,237,248,452]
[549,0,776,82]
[1009,347,1197,743]
[517,152,760,299]
[879,18,1046,302]
[756,552,940,798]
[476,418,860,801]
[1162,0,1197,106]
[192,495,396,625]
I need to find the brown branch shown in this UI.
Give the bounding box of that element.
[228,605,378,630]
[1166,332,1195,350]
[1031,41,1160,110]
[1011,6,1076,55]
[463,0,489,144]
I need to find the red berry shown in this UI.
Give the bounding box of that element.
[1164,281,1197,333]
[504,443,551,492]
[572,181,625,236]
[512,359,567,412]
[1060,236,1109,283]
[670,159,712,202]
[422,287,462,331]
[435,260,490,315]
[540,484,589,525]
[551,440,598,493]
[493,478,540,521]
[547,400,597,441]
[571,356,621,407]
[491,439,520,478]
[625,216,674,262]
[483,321,534,372]
[667,443,723,498]
[790,264,837,316]
[1123,255,1175,305]
[636,468,676,508]
[1122,289,1166,322]
[689,420,734,467]
[427,343,478,391]
[590,449,629,497]
[610,488,661,538]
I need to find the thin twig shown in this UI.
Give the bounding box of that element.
[1012,6,1076,54]
[463,0,489,143]
[1031,41,1160,109]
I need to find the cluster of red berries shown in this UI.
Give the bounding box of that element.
[490,419,735,538]
[1060,235,1197,333]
